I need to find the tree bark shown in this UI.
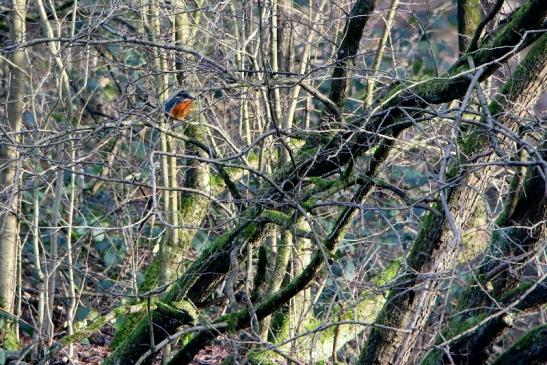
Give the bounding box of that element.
[416,35,547,365]
[419,138,547,364]
[358,29,547,365]
[0,0,26,342]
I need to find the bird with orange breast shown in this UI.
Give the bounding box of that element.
[164,90,195,120]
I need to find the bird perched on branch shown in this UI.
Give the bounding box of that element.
[164,90,195,120]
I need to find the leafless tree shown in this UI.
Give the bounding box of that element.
[0,1,545,364]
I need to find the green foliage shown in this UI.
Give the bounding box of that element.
[75,306,91,322]
[301,197,318,211]
[411,58,424,76]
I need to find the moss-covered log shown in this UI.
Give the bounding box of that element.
[105,219,271,365]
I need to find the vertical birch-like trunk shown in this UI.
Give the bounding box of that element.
[149,0,175,286]
[0,0,26,348]
[173,0,210,258]
[31,188,46,359]
[35,0,74,342]
[258,0,295,341]
[64,2,80,357]
[65,142,78,358]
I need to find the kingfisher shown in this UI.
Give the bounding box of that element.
[164,90,195,120]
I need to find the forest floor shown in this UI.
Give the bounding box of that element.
[67,327,229,365]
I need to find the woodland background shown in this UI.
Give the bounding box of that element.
[0,0,546,364]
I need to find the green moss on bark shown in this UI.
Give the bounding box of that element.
[490,325,547,365]
[262,210,291,226]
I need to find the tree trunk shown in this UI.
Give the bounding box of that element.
[325,0,377,124]
[0,0,26,348]
[420,134,547,364]
[358,29,547,365]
